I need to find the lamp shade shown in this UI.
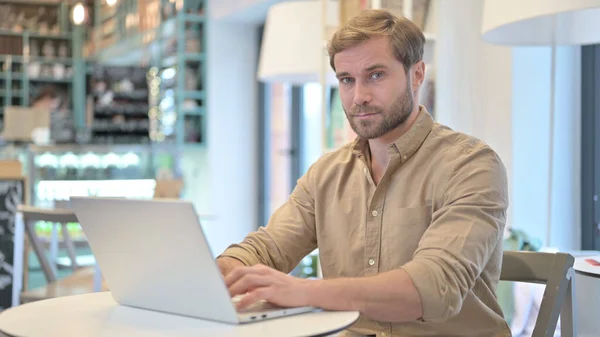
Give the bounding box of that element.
[482,0,600,45]
[257,1,339,85]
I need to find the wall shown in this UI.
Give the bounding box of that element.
[435,0,514,230]
[435,0,582,250]
[201,16,260,256]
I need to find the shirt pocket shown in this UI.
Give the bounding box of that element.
[381,205,432,270]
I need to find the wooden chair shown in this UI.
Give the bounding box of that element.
[13,205,108,305]
[500,251,577,337]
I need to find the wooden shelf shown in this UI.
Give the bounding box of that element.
[161,53,205,68]
[0,73,23,80]
[90,2,207,146]
[0,29,72,40]
[183,91,206,101]
[0,55,73,64]
[182,14,206,23]
[29,77,73,84]
[0,90,23,97]
[183,106,205,116]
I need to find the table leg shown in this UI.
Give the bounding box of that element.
[561,270,577,337]
[93,264,102,292]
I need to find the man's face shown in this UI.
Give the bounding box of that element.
[33,96,62,111]
[334,36,415,140]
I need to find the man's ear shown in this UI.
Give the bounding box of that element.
[411,61,426,92]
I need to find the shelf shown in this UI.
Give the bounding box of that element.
[185,53,206,62]
[0,55,73,64]
[94,104,150,116]
[112,90,149,101]
[0,90,23,97]
[29,77,72,84]
[100,9,118,23]
[183,106,205,116]
[30,57,73,64]
[0,0,68,5]
[0,73,23,80]
[182,14,206,23]
[0,29,72,40]
[183,91,206,100]
[0,73,72,83]
[161,53,206,67]
[161,55,178,68]
[92,13,205,66]
[88,8,207,146]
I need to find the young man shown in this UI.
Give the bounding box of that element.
[217,9,510,337]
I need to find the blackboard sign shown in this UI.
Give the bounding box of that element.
[0,179,25,310]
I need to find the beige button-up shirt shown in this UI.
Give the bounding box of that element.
[220,107,511,337]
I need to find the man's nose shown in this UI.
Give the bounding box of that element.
[352,83,372,106]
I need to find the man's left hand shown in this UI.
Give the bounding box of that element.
[224,264,313,310]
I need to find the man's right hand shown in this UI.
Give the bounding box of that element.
[216,256,245,278]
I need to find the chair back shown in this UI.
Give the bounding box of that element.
[500,251,577,337]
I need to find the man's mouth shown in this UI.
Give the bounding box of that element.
[353,112,379,117]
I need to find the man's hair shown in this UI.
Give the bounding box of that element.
[32,85,61,104]
[327,9,425,73]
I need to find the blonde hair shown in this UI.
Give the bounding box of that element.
[327,9,425,73]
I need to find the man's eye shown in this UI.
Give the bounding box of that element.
[371,72,384,80]
[340,78,354,84]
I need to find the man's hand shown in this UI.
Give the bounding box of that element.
[225,264,312,310]
[216,256,245,278]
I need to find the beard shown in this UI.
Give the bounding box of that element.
[344,81,414,140]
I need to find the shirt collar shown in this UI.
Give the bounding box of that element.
[351,106,434,162]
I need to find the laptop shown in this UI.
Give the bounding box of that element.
[69,197,318,324]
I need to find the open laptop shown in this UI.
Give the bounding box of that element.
[69,197,318,324]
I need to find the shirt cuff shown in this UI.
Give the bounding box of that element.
[217,245,259,266]
[401,259,453,323]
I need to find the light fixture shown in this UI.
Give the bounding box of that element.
[106,0,118,6]
[258,0,339,154]
[482,0,600,246]
[257,1,339,85]
[71,2,86,25]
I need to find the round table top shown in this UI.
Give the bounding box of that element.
[574,255,600,278]
[0,292,359,337]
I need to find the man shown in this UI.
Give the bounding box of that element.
[217,9,510,337]
[31,85,65,111]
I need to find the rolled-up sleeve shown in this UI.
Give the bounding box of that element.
[401,145,508,323]
[218,163,318,273]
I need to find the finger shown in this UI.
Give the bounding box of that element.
[236,287,271,310]
[224,265,270,287]
[229,274,272,297]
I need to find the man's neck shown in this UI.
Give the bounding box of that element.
[368,107,421,174]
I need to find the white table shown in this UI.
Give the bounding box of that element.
[0,292,359,337]
[573,255,600,337]
[574,255,600,278]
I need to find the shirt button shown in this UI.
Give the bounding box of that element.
[371,210,379,217]
[368,258,375,266]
